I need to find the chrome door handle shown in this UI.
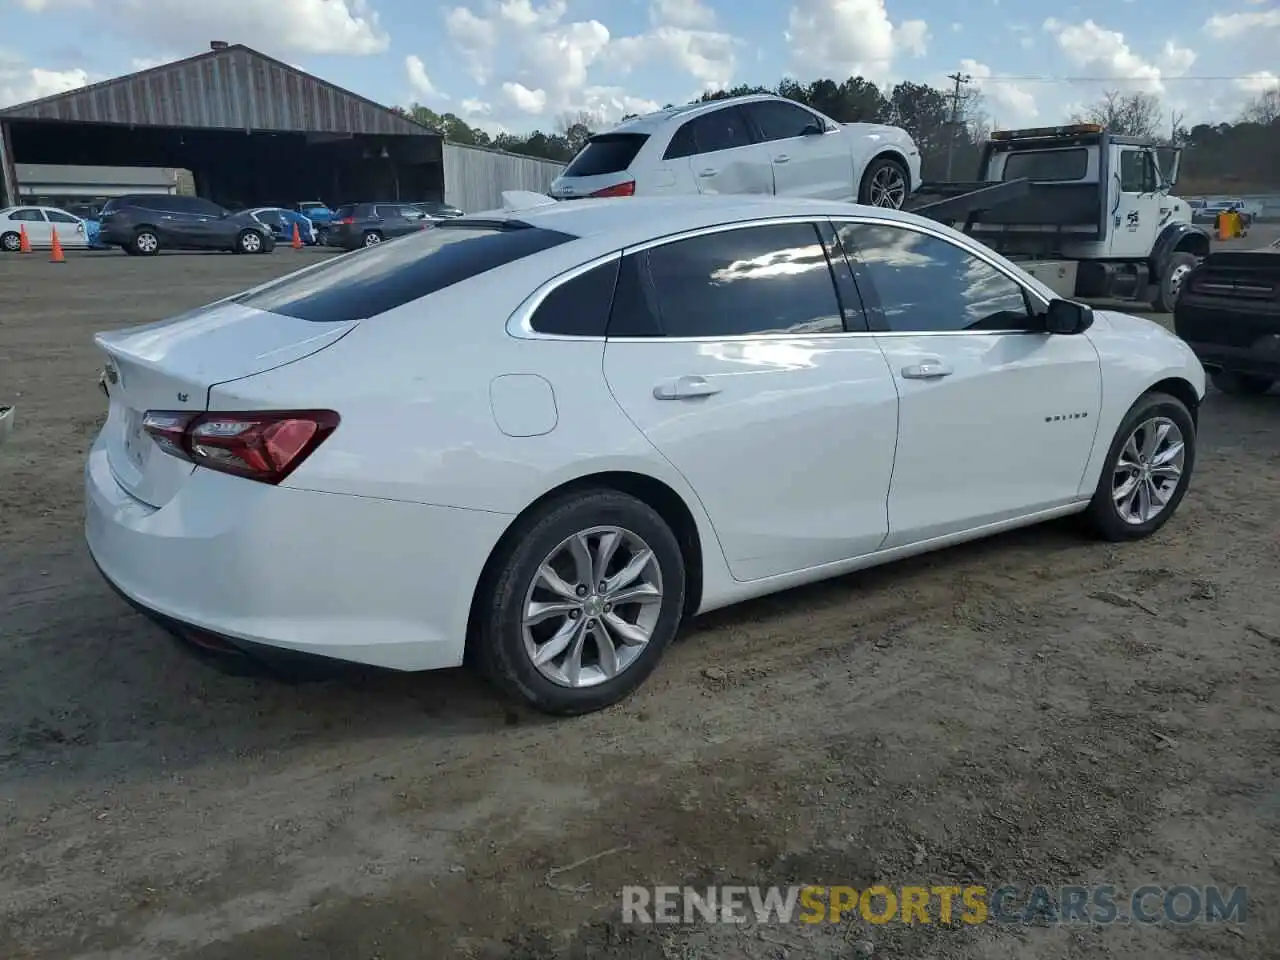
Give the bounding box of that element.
[653,375,720,400]
[901,361,952,379]
[697,168,717,178]
[774,154,791,163]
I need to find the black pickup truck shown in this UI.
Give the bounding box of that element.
[1174,245,1280,395]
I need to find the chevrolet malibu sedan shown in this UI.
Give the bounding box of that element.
[86,196,1205,715]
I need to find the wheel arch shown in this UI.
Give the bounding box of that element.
[465,470,706,658]
[1147,375,1201,429]
[1150,222,1210,278]
[864,149,913,192]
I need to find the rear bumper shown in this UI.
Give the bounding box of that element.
[84,432,513,672]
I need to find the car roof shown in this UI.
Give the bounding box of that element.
[605,94,794,135]
[471,195,931,246]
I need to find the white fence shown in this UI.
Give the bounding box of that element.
[443,143,565,214]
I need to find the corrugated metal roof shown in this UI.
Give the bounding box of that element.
[0,44,435,138]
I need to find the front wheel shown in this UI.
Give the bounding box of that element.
[1211,370,1274,396]
[236,230,264,254]
[1083,391,1196,542]
[858,156,909,209]
[1151,252,1198,312]
[0,231,20,253]
[474,490,686,716]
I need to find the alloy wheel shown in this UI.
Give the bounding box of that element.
[363,233,381,247]
[242,232,262,253]
[1,234,18,252]
[136,232,158,254]
[522,525,664,688]
[1112,416,1185,525]
[1167,262,1192,300]
[869,165,907,208]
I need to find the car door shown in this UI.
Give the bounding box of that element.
[9,207,51,246]
[1107,147,1163,259]
[43,208,87,247]
[391,205,426,237]
[674,106,774,196]
[184,197,233,248]
[834,219,1103,549]
[601,220,900,581]
[743,100,850,201]
[256,209,288,239]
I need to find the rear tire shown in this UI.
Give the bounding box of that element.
[1151,251,1197,312]
[474,490,686,716]
[0,231,20,253]
[362,231,383,248]
[236,230,264,255]
[1082,391,1196,542]
[1211,370,1274,396]
[858,155,910,209]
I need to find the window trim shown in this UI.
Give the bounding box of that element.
[507,215,1052,342]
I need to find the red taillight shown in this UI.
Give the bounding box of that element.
[590,180,635,198]
[143,410,340,484]
[337,216,355,224]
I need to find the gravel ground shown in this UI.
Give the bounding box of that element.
[1,237,1279,960]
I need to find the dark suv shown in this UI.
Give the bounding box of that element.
[327,203,426,250]
[98,194,276,256]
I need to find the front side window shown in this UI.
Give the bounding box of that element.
[45,210,79,223]
[1119,150,1157,193]
[746,100,824,141]
[608,222,845,338]
[838,222,1032,333]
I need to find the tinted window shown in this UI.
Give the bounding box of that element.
[838,223,1032,333]
[608,223,843,338]
[529,259,621,336]
[688,108,753,154]
[1119,150,1157,193]
[748,100,822,141]
[11,208,47,221]
[45,210,78,223]
[235,223,576,322]
[374,204,404,219]
[186,197,226,216]
[663,122,697,160]
[564,134,649,177]
[333,205,356,220]
[1002,148,1088,181]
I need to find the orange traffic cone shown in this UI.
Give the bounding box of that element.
[49,227,65,263]
[291,223,303,249]
[18,224,31,253]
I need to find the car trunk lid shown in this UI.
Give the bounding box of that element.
[96,303,358,507]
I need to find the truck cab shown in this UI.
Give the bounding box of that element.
[925,123,1211,312]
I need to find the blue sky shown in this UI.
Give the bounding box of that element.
[1,0,1277,134]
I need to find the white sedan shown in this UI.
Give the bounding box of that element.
[85,196,1204,715]
[0,205,91,251]
[550,94,921,208]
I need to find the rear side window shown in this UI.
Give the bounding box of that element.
[564,134,648,177]
[235,223,577,322]
[333,205,356,220]
[529,259,621,336]
[687,108,754,154]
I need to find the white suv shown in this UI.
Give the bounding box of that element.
[550,94,922,209]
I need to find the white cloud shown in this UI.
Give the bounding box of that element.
[960,58,1038,124]
[445,0,735,123]
[17,0,91,8]
[130,56,173,71]
[1236,71,1280,94]
[1204,8,1280,39]
[0,55,91,107]
[1157,40,1196,76]
[405,54,441,99]
[785,0,931,82]
[1042,18,1171,94]
[460,97,491,114]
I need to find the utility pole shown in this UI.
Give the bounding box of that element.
[944,71,972,181]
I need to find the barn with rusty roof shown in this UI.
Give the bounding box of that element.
[0,41,564,213]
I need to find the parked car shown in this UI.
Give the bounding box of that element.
[245,207,318,245]
[98,195,275,256]
[1195,197,1260,227]
[0,205,94,251]
[296,201,335,241]
[549,94,922,208]
[326,202,426,250]
[411,201,464,219]
[1174,247,1280,396]
[86,195,1205,715]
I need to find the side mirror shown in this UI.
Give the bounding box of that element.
[800,123,824,137]
[1045,299,1094,335]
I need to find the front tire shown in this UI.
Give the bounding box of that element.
[1211,370,1273,396]
[1083,391,1195,542]
[858,156,909,209]
[474,490,686,716]
[236,229,264,255]
[1151,251,1198,312]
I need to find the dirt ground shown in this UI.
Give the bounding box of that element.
[1,237,1279,960]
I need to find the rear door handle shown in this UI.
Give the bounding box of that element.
[774,154,791,163]
[697,168,718,178]
[901,361,952,379]
[653,375,720,400]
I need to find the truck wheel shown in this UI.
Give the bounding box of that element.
[1211,371,1274,396]
[1151,252,1197,312]
[858,156,909,209]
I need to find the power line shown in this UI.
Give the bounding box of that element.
[944,71,972,181]
[973,74,1278,83]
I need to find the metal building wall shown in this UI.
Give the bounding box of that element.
[442,143,564,212]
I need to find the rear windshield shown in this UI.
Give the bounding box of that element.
[563,134,649,177]
[333,205,356,219]
[1002,148,1088,181]
[234,222,577,322]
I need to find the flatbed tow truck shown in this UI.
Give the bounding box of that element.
[904,123,1211,313]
